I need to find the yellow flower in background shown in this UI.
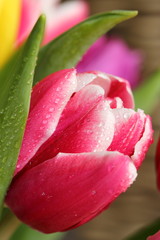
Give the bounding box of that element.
[0,0,21,67]
[0,0,89,68]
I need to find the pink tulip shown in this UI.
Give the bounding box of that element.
[147,230,160,240]
[16,0,89,46]
[77,37,142,88]
[6,69,153,233]
[156,137,160,190]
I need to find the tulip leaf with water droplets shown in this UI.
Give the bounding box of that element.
[0,15,45,216]
[134,69,160,114]
[34,10,138,84]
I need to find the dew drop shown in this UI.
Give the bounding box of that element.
[91,190,96,195]
[55,99,60,104]
[56,87,61,92]
[49,107,54,112]
[124,113,129,119]
[17,164,20,169]
[45,114,50,119]
[42,120,48,124]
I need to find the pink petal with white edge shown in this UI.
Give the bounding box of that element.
[43,0,89,44]
[76,72,97,92]
[30,84,105,166]
[44,99,114,154]
[16,0,41,46]
[147,230,160,240]
[28,99,115,168]
[107,97,124,109]
[15,69,77,175]
[77,72,134,108]
[6,151,137,233]
[108,108,147,159]
[53,84,105,137]
[92,73,134,108]
[107,74,134,108]
[131,115,153,169]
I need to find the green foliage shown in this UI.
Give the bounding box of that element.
[134,70,160,114]
[0,16,45,216]
[34,10,138,85]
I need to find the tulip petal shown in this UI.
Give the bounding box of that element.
[147,231,160,240]
[42,99,114,154]
[43,0,89,44]
[76,72,97,92]
[108,108,147,159]
[15,69,77,175]
[53,84,105,137]
[30,84,105,165]
[76,72,134,108]
[27,100,115,169]
[107,97,123,109]
[131,115,153,169]
[16,0,41,46]
[6,151,137,233]
[92,73,134,108]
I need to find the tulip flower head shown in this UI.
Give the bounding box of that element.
[6,69,153,233]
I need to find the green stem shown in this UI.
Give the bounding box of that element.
[0,208,20,240]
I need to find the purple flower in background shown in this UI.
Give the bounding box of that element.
[77,36,143,88]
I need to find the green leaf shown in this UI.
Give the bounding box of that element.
[34,10,138,85]
[134,69,160,114]
[123,218,160,240]
[0,15,45,216]
[10,224,64,240]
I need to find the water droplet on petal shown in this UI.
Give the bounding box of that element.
[91,190,96,195]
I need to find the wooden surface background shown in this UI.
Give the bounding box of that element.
[64,0,160,239]
[87,0,160,80]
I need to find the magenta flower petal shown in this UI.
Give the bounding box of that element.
[77,36,142,88]
[16,0,41,46]
[6,151,137,233]
[106,74,134,108]
[77,72,134,108]
[147,231,160,240]
[30,84,105,166]
[29,100,115,165]
[44,100,114,154]
[108,108,146,157]
[131,115,153,169]
[6,69,153,233]
[53,84,105,137]
[15,69,77,175]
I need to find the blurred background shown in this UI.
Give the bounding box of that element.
[63,0,160,239]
